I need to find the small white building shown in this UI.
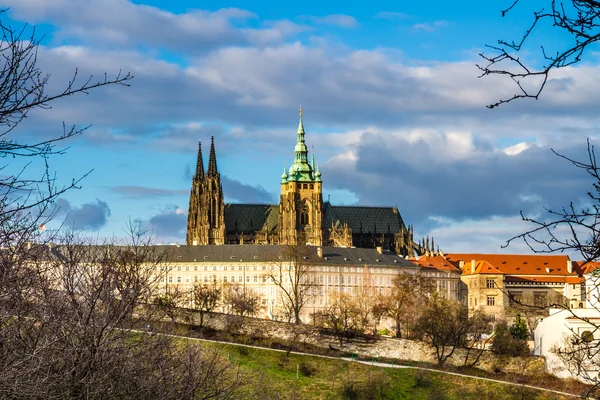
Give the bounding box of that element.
[534,308,600,381]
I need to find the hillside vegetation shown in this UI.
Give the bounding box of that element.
[201,341,569,400]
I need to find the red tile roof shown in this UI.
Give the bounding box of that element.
[572,261,600,275]
[410,255,461,273]
[445,253,577,277]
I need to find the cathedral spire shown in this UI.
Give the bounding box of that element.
[297,106,305,141]
[195,141,204,179]
[208,136,218,176]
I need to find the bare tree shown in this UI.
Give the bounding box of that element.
[479,1,600,108]
[462,310,493,367]
[374,271,434,338]
[0,14,132,238]
[415,294,471,366]
[223,283,262,319]
[313,293,361,347]
[0,228,247,399]
[191,282,221,333]
[266,244,317,324]
[504,140,600,262]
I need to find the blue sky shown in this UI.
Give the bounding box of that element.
[3,0,600,254]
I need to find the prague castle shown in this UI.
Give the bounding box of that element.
[186,109,418,256]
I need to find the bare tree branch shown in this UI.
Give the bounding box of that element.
[480,1,600,108]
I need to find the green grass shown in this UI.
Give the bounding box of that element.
[200,341,568,400]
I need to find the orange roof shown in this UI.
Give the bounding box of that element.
[445,253,577,277]
[505,276,583,284]
[410,255,460,273]
[458,260,503,275]
[572,261,600,275]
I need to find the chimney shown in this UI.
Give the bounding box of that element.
[567,260,573,274]
[317,247,323,258]
[376,246,383,255]
[471,260,475,274]
[546,267,551,274]
[459,260,465,269]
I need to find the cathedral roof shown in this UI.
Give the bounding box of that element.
[324,203,405,234]
[222,202,406,236]
[224,204,278,233]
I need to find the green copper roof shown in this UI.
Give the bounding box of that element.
[286,109,321,183]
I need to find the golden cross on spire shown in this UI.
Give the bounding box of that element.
[299,105,303,118]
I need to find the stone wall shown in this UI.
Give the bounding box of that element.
[201,312,545,375]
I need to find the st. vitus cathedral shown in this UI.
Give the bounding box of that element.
[186,109,419,256]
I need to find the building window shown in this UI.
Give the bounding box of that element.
[223,276,228,283]
[486,279,495,289]
[204,276,208,283]
[194,266,198,271]
[487,296,495,306]
[177,266,181,271]
[168,276,173,283]
[509,292,522,305]
[177,276,182,283]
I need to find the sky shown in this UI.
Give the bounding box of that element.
[3,0,600,255]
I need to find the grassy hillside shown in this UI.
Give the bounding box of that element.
[204,341,569,400]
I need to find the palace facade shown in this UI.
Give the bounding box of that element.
[186,110,418,256]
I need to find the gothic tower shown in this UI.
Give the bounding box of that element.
[279,108,323,246]
[186,137,226,245]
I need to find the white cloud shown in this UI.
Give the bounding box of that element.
[412,20,449,32]
[504,142,532,156]
[2,0,301,51]
[306,14,359,28]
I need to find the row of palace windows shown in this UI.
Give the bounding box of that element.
[167,274,394,287]
[169,265,400,274]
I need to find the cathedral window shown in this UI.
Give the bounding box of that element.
[300,204,310,226]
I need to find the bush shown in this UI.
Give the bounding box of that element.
[377,328,390,336]
[299,361,317,377]
[340,379,360,400]
[509,314,529,340]
[492,321,529,356]
[236,345,250,356]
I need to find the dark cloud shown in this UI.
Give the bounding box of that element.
[324,132,595,228]
[148,207,187,239]
[181,165,276,203]
[55,198,111,230]
[110,185,188,198]
[222,176,276,204]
